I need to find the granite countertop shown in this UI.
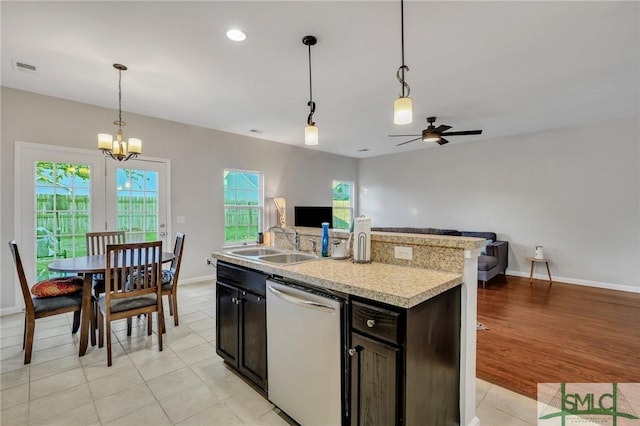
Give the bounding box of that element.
[212,251,463,308]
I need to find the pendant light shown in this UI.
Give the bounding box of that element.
[303,35,319,146]
[98,63,141,161]
[394,0,412,125]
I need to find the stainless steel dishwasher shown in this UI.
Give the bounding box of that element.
[266,278,348,426]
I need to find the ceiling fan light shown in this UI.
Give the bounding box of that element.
[394,96,413,125]
[305,125,318,146]
[422,130,440,142]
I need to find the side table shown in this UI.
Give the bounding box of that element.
[526,257,552,285]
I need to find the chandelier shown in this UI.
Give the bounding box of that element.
[98,64,141,161]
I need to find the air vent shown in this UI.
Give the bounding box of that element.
[12,60,37,73]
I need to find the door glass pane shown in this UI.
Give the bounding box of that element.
[116,168,158,242]
[35,161,91,280]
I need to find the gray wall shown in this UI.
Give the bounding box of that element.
[358,116,640,291]
[1,87,358,311]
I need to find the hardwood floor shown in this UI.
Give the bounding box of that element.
[476,275,640,400]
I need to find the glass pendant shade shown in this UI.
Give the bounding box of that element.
[98,133,113,149]
[128,138,142,153]
[305,125,319,146]
[394,96,413,125]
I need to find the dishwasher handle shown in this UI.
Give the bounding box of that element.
[268,285,336,313]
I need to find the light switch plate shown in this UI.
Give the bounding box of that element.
[394,246,413,260]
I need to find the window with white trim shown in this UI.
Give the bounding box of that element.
[224,169,263,244]
[332,180,354,230]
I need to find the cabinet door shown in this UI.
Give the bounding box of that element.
[216,282,239,366]
[239,291,267,391]
[350,333,400,426]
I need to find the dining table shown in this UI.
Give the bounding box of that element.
[48,251,175,356]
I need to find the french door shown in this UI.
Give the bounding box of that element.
[105,158,170,248]
[15,142,169,286]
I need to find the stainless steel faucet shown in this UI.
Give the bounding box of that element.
[267,226,300,251]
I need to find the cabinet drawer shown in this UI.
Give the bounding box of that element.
[352,301,401,345]
[217,262,267,296]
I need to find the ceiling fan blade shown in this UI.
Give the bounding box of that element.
[437,137,450,145]
[440,130,483,136]
[434,125,452,134]
[396,137,421,146]
[388,134,420,137]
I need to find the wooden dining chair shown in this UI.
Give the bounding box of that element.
[97,241,164,366]
[86,231,125,297]
[8,240,93,364]
[161,233,185,330]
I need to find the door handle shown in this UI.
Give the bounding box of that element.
[268,285,335,313]
[159,231,166,236]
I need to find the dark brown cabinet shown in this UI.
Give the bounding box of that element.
[216,262,268,392]
[350,332,400,425]
[349,286,461,426]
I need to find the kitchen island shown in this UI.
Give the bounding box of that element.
[213,230,483,426]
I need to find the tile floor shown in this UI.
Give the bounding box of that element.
[1,281,537,426]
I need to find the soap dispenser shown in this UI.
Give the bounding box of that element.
[321,222,329,257]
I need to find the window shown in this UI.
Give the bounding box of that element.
[332,180,354,230]
[35,161,91,279]
[224,169,263,244]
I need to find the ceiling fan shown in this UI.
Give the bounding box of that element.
[390,116,483,146]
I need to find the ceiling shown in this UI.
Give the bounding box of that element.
[2,1,638,158]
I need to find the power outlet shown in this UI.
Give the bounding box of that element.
[394,246,413,260]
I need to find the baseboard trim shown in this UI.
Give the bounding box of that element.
[0,307,23,316]
[505,270,639,293]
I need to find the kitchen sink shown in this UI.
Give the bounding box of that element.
[225,247,321,265]
[257,252,320,264]
[228,247,285,257]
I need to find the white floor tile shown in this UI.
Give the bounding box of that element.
[94,382,157,424]
[29,367,86,400]
[158,383,221,423]
[104,402,172,426]
[0,280,541,426]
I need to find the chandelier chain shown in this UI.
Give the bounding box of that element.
[118,67,122,130]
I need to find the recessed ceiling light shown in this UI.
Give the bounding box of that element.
[226,29,246,42]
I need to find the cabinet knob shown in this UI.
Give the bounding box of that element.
[366,319,376,328]
[348,348,357,356]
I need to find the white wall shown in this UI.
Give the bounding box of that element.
[359,116,640,292]
[1,87,358,311]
